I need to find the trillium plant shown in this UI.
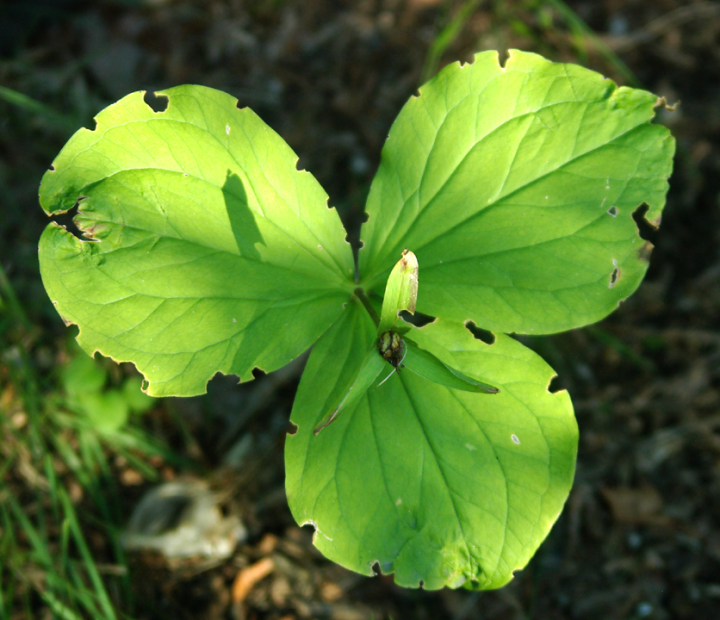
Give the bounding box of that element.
[39,50,674,590]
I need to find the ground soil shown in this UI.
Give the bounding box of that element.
[1,1,719,619]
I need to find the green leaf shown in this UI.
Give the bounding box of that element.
[378,250,419,334]
[122,377,157,415]
[286,306,577,590]
[314,342,389,435]
[359,49,674,334]
[402,337,498,393]
[76,391,129,432]
[39,85,355,396]
[61,354,107,397]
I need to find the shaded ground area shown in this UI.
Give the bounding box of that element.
[1,1,719,619]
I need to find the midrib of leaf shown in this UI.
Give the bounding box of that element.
[408,328,561,581]
[374,99,602,269]
[361,68,534,273]
[297,302,369,499]
[71,287,343,390]
[421,208,614,275]
[150,292,338,382]
[84,287,337,347]
[366,394,418,536]
[446,388,538,583]
[395,377,477,576]
[363,95,656,288]
[78,211,350,292]
[51,234,345,368]
[78,168,353,291]
[447,390,524,584]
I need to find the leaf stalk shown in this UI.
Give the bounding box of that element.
[353,287,380,327]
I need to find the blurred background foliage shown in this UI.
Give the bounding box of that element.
[1,1,720,619]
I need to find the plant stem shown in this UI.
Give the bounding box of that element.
[353,287,380,327]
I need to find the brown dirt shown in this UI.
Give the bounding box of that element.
[1,1,719,619]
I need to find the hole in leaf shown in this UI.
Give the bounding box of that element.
[609,266,620,288]
[370,561,381,576]
[251,367,267,380]
[300,521,319,538]
[632,203,659,243]
[547,375,562,393]
[286,421,298,436]
[607,206,618,217]
[50,201,89,241]
[399,310,435,327]
[143,91,168,113]
[465,321,496,345]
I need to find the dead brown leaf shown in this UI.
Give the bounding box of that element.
[601,485,669,525]
[232,556,274,604]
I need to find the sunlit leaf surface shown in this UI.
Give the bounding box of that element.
[286,306,577,589]
[39,86,355,396]
[359,50,674,334]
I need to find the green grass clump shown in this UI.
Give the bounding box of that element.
[1,265,188,619]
